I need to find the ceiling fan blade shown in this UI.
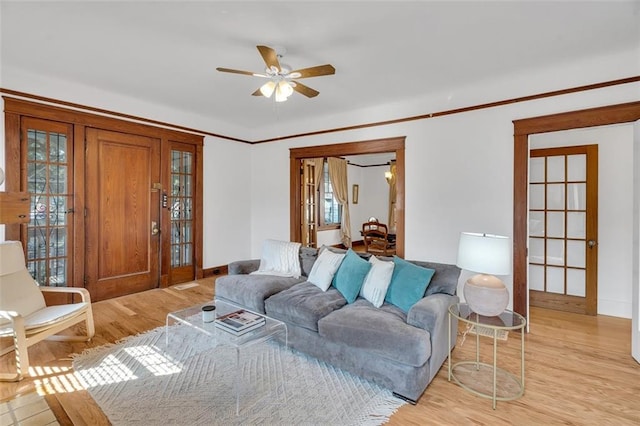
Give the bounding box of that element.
[251,88,264,96]
[216,67,267,77]
[292,81,319,98]
[289,64,335,79]
[257,45,281,72]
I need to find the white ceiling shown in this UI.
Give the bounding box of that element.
[2,1,639,137]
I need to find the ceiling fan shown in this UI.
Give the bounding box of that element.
[216,45,335,102]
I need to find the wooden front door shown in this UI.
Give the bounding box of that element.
[528,145,598,315]
[85,128,161,300]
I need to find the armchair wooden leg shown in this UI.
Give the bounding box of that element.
[0,327,29,382]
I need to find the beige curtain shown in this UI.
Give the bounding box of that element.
[327,157,352,248]
[387,161,397,234]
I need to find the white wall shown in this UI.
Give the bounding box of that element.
[202,136,252,266]
[530,125,634,318]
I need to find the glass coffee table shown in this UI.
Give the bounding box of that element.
[166,299,287,415]
[448,303,526,409]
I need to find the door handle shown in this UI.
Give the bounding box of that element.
[587,240,597,248]
[151,221,160,235]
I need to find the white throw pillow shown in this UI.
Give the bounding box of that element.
[307,249,346,291]
[360,255,395,307]
[251,239,302,278]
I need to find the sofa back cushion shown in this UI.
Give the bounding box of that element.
[299,246,318,277]
[409,261,461,296]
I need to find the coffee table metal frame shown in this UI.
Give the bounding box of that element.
[448,302,526,409]
[166,299,288,415]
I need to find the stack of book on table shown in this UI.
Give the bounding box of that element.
[214,309,266,336]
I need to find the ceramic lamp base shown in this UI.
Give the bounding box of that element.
[463,274,509,316]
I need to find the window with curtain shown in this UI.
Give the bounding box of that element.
[319,159,341,228]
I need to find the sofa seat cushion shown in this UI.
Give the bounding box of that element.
[317,299,432,367]
[215,274,305,314]
[265,282,347,332]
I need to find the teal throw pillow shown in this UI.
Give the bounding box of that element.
[385,256,436,312]
[332,249,372,303]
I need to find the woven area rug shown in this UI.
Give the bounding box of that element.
[72,322,405,425]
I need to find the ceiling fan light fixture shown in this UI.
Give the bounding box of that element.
[275,80,294,102]
[259,80,276,97]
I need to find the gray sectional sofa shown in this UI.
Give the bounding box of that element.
[215,246,460,403]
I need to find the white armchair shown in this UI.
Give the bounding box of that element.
[0,241,95,381]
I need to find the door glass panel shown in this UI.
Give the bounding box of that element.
[529,237,545,264]
[547,184,565,210]
[567,212,586,238]
[547,156,565,182]
[546,239,564,266]
[546,212,564,238]
[567,269,586,297]
[566,240,585,268]
[170,149,193,267]
[546,267,565,294]
[529,211,545,237]
[567,154,586,181]
[529,184,545,209]
[530,157,545,183]
[529,264,544,291]
[25,126,72,287]
[567,183,586,210]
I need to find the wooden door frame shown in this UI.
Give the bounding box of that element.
[290,136,405,258]
[3,97,204,289]
[513,101,640,319]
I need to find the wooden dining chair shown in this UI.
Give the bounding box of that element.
[362,220,395,256]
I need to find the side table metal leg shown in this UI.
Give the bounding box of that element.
[475,320,480,370]
[448,312,452,381]
[493,328,497,410]
[521,324,526,393]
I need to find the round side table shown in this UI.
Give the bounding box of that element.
[448,302,526,409]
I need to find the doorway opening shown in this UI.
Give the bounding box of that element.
[289,136,406,258]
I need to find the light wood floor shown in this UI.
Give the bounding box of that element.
[1,278,639,425]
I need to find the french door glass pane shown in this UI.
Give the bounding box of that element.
[546,267,565,294]
[529,157,545,183]
[170,150,193,267]
[25,127,71,287]
[546,156,565,182]
[567,154,586,181]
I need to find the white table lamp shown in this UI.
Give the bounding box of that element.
[456,232,511,316]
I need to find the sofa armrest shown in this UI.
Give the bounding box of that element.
[407,293,459,383]
[228,259,261,275]
[407,293,457,335]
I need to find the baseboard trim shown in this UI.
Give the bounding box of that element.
[203,265,228,277]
